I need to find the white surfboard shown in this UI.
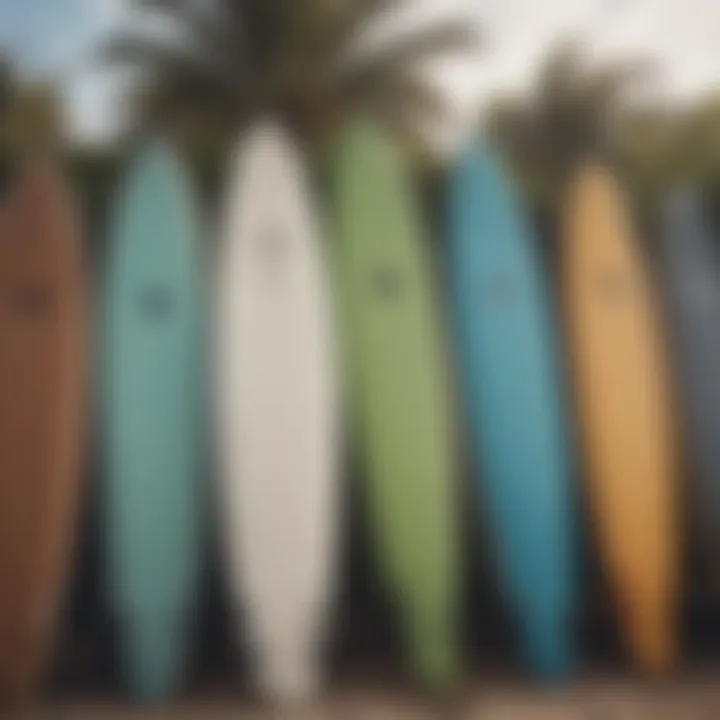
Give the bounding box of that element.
[216,120,340,703]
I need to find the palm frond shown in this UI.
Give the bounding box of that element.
[102,0,481,157]
[378,102,446,165]
[101,34,217,70]
[0,57,14,115]
[129,0,230,47]
[339,20,482,83]
[310,0,394,64]
[237,0,289,66]
[490,41,658,205]
[580,59,655,110]
[361,74,450,126]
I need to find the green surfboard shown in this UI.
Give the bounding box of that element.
[331,121,460,689]
[102,142,204,702]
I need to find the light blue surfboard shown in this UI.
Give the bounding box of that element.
[446,146,577,680]
[103,142,204,702]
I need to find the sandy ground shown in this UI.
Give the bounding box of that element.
[14,673,720,719]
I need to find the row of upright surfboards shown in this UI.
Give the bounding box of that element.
[0,117,715,708]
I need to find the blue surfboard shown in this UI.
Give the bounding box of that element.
[446,146,577,680]
[661,188,720,593]
[103,143,204,702]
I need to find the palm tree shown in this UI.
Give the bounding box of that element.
[0,57,13,184]
[103,0,482,158]
[0,56,62,154]
[668,96,720,188]
[488,41,653,207]
[0,57,11,118]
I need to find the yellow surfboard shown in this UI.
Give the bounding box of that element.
[562,164,679,674]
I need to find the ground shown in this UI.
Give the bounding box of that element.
[20,674,720,719]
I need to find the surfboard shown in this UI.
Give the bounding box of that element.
[0,161,85,706]
[216,120,340,703]
[661,188,720,593]
[331,120,459,690]
[103,143,204,702]
[562,164,679,674]
[446,146,577,680]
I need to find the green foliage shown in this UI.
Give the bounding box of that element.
[485,41,720,253]
[102,0,482,158]
[488,42,654,209]
[0,57,11,116]
[0,56,63,154]
[2,84,62,152]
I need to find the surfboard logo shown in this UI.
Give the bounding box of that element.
[259,229,289,267]
[10,285,53,318]
[486,275,517,307]
[371,266,402,300]
[139,286,174,319]
[598,269,631,302]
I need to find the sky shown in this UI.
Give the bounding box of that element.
[1,0,720,147]
[0,0,97,72]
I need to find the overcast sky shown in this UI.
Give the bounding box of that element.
[2,0,720,147]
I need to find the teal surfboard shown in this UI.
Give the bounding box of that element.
[446,146,577,679]
[103,143,204,702]
[331,121,460,689]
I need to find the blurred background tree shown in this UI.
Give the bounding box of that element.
[102,0,482,163]
[488,42,655,210]
[5,5,720,237]
[0,56,63,154]
[0,57,11,117]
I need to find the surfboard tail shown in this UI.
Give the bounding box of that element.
[253,644,321,705]
[0,626,44,708]
[623,600,676,675]
[123,614,188,704]
[245,613,326,704]
[519,614,576,682]
[406,610,458,693]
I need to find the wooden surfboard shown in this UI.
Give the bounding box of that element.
[216,121,340,703]
[331,120,460,690]
[661,188,720,593]
[103,143,204,702]
[446,146,577,680]
[562,164,679,674]
[0,161,85,706]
